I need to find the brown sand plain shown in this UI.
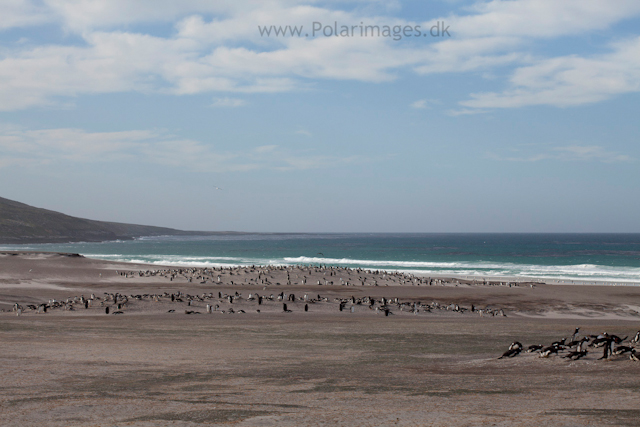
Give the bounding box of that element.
[1,251,640,426]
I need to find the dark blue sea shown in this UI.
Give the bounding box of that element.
[3,233,640,284]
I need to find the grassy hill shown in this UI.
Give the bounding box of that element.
[0,196,205,244]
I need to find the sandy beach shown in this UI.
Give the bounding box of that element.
[1,251,640,426]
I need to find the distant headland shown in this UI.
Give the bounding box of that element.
[0,196,241,244]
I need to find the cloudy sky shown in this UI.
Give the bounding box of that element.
[1,0,639,232]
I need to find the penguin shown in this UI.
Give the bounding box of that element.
[632,331,640,344]
[613,345,634,355]
[566,336,589,348]
[508,342,523,351]
[498,347,522,359]
[527,344,543,353]
[598,339,614,360]
[105,307,110,315]
[564,348,588,360]
[539,344,560,358]
[551,338,567,348]
[304,304,308,312]
[570,327,580,342]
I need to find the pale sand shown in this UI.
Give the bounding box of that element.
[1,252,640,426]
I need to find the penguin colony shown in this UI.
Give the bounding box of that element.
[8,289,507,318]
[499,328,640,362]
[115,264,533,289]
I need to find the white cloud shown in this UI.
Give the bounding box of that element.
[0,0,50,30]
[488,145,634,163]
[295,129,312,137]
[445,107,488,116]
[451,0,640,39]
[211,97,246,107]
[460,37,640,109]
[0,126,361,171]
[1,0,640,110]
[410,99,428,109]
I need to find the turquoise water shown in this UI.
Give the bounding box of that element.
[3,233,640,284]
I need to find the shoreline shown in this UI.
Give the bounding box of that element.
[2,250,640,319]
[2,250,640,426]
[4,249,640,287]
[5,249,640,287]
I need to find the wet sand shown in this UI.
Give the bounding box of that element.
[1,252,640,426]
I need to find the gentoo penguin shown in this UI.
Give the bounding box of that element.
[611,334,628,344]
[632,331,640,344]
[105,307,110,315]
[630,349,639,362]
[613,345,634,355]
[527,344,543,353]
[304,304,308,312]
[566,336,589,348]
[570,327,580,342]
[598,339,614,360]
[508,342,523,351]
[499,346,522,359]
[564,348,588,360]
[539,344,560,358]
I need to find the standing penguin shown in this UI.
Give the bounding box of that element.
[304,304,309,312]
[105,306,110,315]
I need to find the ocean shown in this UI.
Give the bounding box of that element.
[3,233,640,284]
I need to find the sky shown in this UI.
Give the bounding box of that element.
[1,0,639,233]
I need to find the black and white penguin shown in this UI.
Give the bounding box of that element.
[570,327,580,342]
[527,344,543,353]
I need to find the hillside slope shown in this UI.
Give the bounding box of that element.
[0,196,198,244]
